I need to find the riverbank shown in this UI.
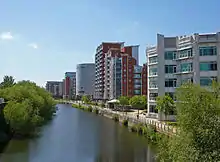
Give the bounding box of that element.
[71,103,175,145]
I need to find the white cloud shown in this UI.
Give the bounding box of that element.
[28,43,38,49]
[0,32,14,40]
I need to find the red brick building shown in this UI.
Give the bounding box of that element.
[94,42,124,100]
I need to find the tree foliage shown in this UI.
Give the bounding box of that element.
[0,75,15,89]
[158,83,220,161]
[0,80,56,136]
[81,95,90,104]
[156,95,175,119]
[118,96,129,106]
[129,95,147,109]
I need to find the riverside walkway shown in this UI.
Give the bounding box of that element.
[58,100,177,136]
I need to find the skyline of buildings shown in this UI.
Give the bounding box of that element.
[45,31,220,120]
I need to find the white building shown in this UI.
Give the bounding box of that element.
[147,32,220,120]
[76,63,95,97]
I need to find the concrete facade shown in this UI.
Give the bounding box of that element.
[46,81,63,97]
[147,32,220,120]
[76,63,95,97]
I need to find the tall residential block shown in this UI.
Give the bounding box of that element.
[63,72,76,100]
[147,32,220,120]
[94,42,124,100]
[103,44,141,100]
[46,81,63,98]
[76,63,95,97]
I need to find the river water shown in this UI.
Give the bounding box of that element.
[0,104,156,162]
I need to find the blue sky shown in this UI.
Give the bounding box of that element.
[0,0,220,86]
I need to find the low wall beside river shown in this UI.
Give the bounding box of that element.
[71,102,177,136]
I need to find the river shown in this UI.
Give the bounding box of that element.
[0,104,156,162]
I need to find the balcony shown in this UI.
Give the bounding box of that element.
[149,72,158,77]
[149,96,157,101]
[149,84,158,89]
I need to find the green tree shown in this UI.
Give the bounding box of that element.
[0,79,56,137]
[0,75,16,89]
[81,95,90,104]
[129,95,147,117]
[158,83,220,161]
[119,96,129,115]
[156,95,175,121]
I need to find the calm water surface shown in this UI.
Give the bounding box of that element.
[0,104,156,162]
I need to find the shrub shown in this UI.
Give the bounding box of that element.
[0,80,55,137]
[87,106,93,112]
[113,114,119,122]
[131,125,137,132]
[122,119,128,126]
[137,124,144,135]
[100,103,105,108]
[94,108,99,114]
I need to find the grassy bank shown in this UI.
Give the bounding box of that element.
[72,103,166,146]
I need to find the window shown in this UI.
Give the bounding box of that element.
[165,79,177,87]
[149,105,158,113]
[165,51,176,60]
[149,79,157,88]
[134,90,141,95]
[199,46,217,56]
[180,63,193,72]
[134,74,141,78]
[165,65,177,73]
[181,77,193,85]
[149,56,158,63]
[178,48,193,58]
[200,62,217,71]
[149,93,158,101]
[149,68,157,76]
[200,77,217,86]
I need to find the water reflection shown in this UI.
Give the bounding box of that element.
[0,104,156,162]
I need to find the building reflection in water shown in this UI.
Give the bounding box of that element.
[94,117,156,162]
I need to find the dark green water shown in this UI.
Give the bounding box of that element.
[0,104,156,162]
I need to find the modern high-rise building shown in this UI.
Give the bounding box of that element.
[94,42,124,100]
[76,63,95,97]
[63,72,76,99]
[103,45,141,100]
[147,32,220,120]
[46,81,63,98]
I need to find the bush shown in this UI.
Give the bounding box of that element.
[113,114,119,122]
[94,108,99,114]
[122,119,128,126]
[100,103,105,108]
[137,124,144,135]
[0,80,56,137]
[87,106,93,112]
[131,125,137,132]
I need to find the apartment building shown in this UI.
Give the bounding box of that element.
[103,45,140,100]
[147,32,220,120]
[46,81,63,98]
[94,42,124,100]
[76,63,95,97]
[63,72,76,100]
